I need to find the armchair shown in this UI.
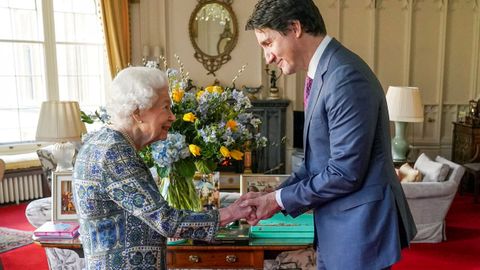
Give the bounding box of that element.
[25,146,85,270]
[401,156,465,243]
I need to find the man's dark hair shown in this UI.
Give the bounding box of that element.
[245,0,326,36]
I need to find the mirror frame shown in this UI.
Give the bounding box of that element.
[189,0,238,76]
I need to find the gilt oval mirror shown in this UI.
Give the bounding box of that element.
[189,0,238,76]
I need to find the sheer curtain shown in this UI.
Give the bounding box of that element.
[0,0,109,149]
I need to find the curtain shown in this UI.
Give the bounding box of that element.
[99,0,131,78]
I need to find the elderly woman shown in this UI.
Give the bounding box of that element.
[73,67,252,269]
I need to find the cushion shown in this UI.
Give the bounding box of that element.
[414,153,450,182]
[0,152,41,170]
[394,168,401,181]
[36,146,56,190]
[399,163,422,182]
[0,159,4,180]
[268,248,317,270]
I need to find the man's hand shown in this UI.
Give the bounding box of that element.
[240,192,281,225]
[219,192,264,226]
[237,192,266,221]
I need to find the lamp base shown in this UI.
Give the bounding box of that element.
[52,142,75,172]
[391,121,409,162]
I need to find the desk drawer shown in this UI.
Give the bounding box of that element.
[167,250,263,268]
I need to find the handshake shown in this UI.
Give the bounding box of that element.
[218,191,282,227]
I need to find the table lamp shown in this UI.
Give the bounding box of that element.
[36,101,87,172]
[386,86,424,162]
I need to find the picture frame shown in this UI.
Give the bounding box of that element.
[52,171,78,221]
[218,172,241,191]
[240,174,290,195]
[194,171,220,210]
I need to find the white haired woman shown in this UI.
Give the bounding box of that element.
[72,67,252,270]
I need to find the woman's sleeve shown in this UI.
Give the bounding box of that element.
[100,142,219,241]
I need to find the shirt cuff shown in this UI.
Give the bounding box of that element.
[275,189,285,210]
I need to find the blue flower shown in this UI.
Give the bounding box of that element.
[151,133,190,168]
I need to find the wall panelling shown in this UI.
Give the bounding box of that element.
[129,0,480,169]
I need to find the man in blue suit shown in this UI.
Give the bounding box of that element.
[241,0,417,269]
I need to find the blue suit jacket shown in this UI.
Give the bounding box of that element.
[279,38,416,270]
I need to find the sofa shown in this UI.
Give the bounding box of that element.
[401,155,465,243]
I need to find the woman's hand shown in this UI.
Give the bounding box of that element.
[218,196,257,226]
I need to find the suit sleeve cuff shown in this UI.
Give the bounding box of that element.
[275,189,285,210]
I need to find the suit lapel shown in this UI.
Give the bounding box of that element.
[303,39,342,155]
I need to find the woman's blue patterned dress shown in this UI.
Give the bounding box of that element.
[72,127,219,269]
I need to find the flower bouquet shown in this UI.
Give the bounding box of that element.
[81,57,267,212]
[147,64,267,211]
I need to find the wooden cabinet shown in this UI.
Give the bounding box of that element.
[451,122,480,164]
[250,99,289,174]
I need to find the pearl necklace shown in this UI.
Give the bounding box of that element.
[110,126,136,149]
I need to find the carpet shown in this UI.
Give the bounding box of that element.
[0,227,33,253]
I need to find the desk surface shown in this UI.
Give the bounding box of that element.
[33,222,314,249]
[33,237,313,250]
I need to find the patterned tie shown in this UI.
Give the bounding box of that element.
[304,76,313,109]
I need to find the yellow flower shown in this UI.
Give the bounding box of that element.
[196,90,205,100]
[226,120,237,131]
[183,112,197,122]
[230,150,244,160]
[189,144,201,157]
[220,146,230,158]
[205,85,223,94]
[171,88,184,103]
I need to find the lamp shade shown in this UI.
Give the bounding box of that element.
[36,101,87,142]
[386,86,424,123]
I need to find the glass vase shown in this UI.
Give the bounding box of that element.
[159,169,202,212]
[159,169,202,245]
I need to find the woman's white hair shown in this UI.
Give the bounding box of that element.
[107,67,168,128]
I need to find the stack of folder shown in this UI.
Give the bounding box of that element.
[249,212,314,239]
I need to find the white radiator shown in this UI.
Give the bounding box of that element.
[0,171,44,204]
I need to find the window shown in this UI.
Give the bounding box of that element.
[0,0,109,150]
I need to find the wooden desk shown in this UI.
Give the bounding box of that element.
[167,239,312,269]
[34,237,312,269]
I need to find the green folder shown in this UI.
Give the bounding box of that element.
[249,213,314,238]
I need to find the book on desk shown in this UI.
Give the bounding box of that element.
[34,221,79,239]
[192,213,314,246]
[250,212,314,239]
